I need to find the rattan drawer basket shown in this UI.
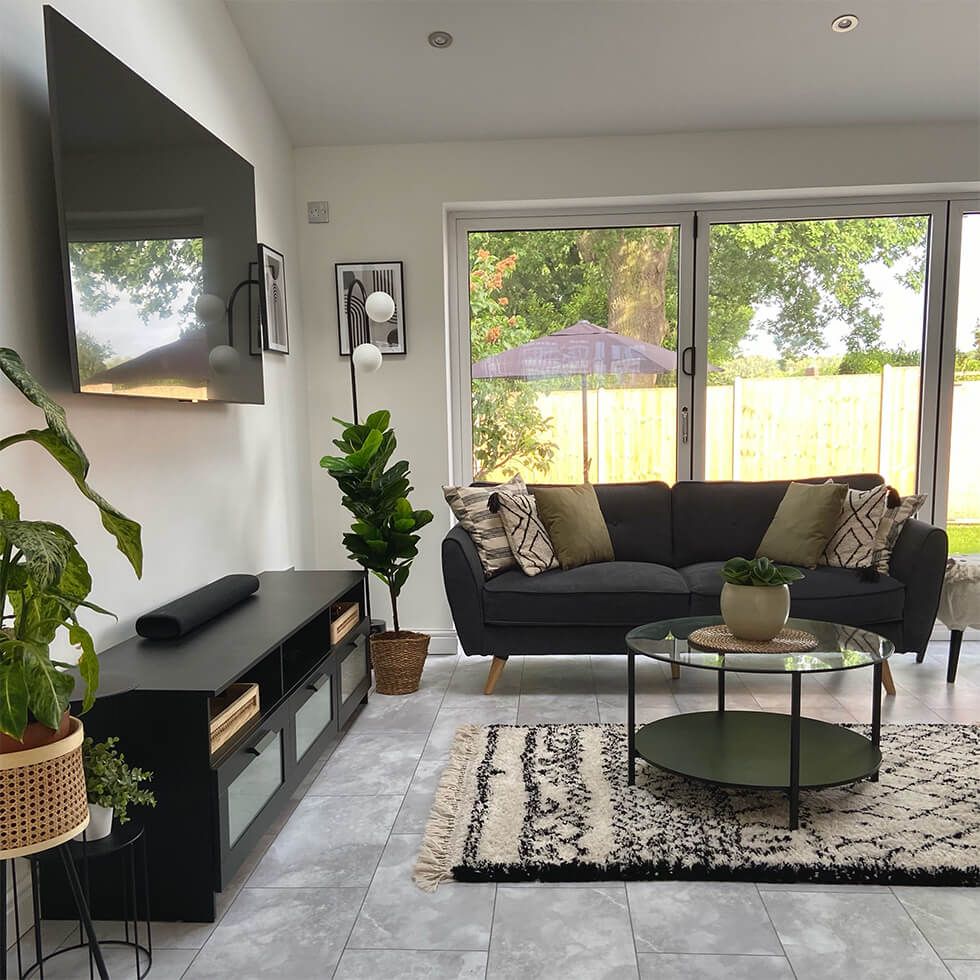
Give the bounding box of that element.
[0,717,90,860]
[209,682,260,755]
[330,601,360,646]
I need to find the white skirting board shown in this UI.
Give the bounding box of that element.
[420,630,459,656]
[405,626,976,657]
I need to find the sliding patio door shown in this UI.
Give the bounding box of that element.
[691,203,948,500]
[450,198,967,511]
[452,213,696,486]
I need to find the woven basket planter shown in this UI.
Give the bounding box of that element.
[0,717,90,859]
[370,631,429,695]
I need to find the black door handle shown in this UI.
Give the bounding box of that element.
[245,731,277,756]
[681,346,695,377]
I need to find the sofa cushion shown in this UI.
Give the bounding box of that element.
[680,561,904,625]
[671,474,883,567]
[484,561,689,627]
[593,482,673,564]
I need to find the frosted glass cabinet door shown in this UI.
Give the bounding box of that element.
[340,635,368,702]
[227,731,283,846]
[295,673,333,762]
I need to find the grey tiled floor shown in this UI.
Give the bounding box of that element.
[15,639,979,979]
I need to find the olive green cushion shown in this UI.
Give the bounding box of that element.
[532,484,614,570]
[756,481,847,568]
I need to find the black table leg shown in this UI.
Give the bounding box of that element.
[1,861,7,980]
[789,673,801,831]
[948,630,963,684]
[871,662,883,782]
[58,849,109,980]
[29,859,44,980]
[627,651,636,786]
[718,671,726,713]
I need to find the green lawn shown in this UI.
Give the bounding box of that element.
[947,524,980,556]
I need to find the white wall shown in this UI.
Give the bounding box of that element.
[0,0,314,653]
[294,123,980,639]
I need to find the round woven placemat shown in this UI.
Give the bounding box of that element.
[688,625,819,654]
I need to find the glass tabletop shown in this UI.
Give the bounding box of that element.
[625,617,894,674]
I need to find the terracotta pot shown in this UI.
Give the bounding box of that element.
[720,583,790,641]
[0,710,71,754]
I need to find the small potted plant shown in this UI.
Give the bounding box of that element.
[319,411,433,695]
[719,557,805,641]
[77,737,156,840]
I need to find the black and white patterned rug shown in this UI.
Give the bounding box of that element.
[414,723,980,890]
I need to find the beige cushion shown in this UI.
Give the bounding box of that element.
[532,484,614,570]
[443,475,527,578]
[490,491,558,577]
[756,481,847,568]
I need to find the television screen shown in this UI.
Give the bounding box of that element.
[44,6,264,403]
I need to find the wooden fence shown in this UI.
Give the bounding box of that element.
[483,366,980,523]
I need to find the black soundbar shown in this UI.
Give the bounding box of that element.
[136,574,260,640]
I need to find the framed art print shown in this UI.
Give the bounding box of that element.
[259,243,289,354]
[336,260,405,355]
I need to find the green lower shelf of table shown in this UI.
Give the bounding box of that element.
[634,710,881,790]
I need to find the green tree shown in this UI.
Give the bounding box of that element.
[68,238,204,327]
[469,249,556,479]
[471,216,926,362]
[74,331,114,383]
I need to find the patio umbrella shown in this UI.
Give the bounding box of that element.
[471,320,678,482]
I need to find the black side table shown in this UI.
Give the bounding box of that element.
[15,823,152,980]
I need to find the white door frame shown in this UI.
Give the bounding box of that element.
[933,197,980,529]
[691,199,948,500]
[446,207,696,485]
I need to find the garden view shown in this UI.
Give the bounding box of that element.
[469,216,980,555]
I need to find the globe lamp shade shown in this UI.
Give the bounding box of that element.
[364,290,395,324]
[195,292,226,325]
[352,342,383,374]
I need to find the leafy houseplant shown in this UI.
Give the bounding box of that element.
[79,736,156,839]
[319,411,433,694]
[719,557,805,642]
[0,348,142,747]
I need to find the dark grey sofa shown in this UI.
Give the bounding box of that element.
[441,474,948,693]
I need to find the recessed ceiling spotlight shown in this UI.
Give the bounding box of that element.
[428,30,453,49]
[831,13,860,32]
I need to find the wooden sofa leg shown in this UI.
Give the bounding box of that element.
[484,656,508,695]
[671,663,681,681]
[882,660,896,697]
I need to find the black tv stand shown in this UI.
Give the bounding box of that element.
[48,570,369,923]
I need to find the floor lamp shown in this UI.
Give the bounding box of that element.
[344,278,394,423]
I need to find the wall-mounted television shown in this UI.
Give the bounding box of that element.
[44,6,264,404]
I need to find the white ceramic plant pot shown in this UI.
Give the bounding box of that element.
[720,583,790,641]
[74,803,113,841]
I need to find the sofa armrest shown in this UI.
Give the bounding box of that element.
[888,517,948,655]
[442,524,487,656]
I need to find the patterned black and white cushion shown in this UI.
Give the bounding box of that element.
[489,491,558,577]
[442,475,527,578]
[873,492,927,573]
[820,482,889,569]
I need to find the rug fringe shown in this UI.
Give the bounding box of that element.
[413,724,483,892]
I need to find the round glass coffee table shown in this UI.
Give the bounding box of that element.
[625,616,894,830]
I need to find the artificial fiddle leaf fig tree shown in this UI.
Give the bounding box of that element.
[0,348,142,743]
[319,411,432,633]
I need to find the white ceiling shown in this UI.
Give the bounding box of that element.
[225,0,980,147]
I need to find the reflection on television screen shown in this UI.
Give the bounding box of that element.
[70,238,210,399]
